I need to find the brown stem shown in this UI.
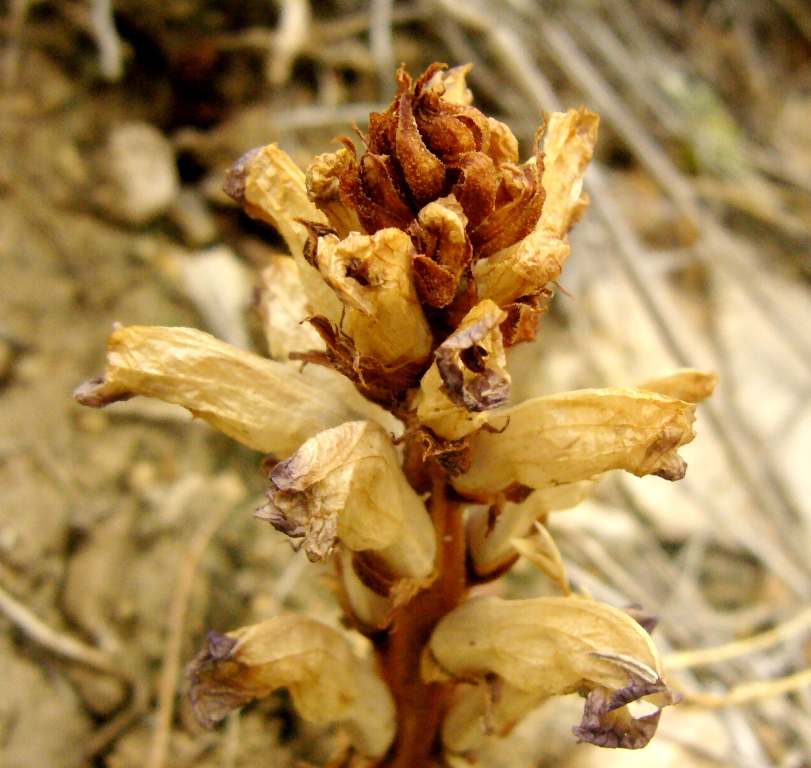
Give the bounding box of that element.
[373,465,468,768]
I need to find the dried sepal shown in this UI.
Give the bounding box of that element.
[468,145,546,261]
[223,143,343,323]
[638,368,718,403]
[426,596,676,753]
[187,616,396,758]
[314,229,433,367]
[73,326,356,458]
[299,316,428,409]
[416,300,510,441]
[453,388,696,499]
[255,421,436,578]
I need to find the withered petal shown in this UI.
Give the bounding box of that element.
[435,309,510,412]
[187,616,396,757]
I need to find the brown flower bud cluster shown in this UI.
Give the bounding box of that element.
[76,64,717,767]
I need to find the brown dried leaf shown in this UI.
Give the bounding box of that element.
[187,616,396,757]
[256,421,436,578]
[73,326,356,458]
[416,300,510,440]
[453,388,696,499]
[315,228,433,366]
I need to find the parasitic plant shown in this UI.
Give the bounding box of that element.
[76,64,716,767]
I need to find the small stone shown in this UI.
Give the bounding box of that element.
[97,122,180,225]
[169,187,218,247]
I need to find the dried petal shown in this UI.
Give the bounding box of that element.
[426,64,474,106]
[224,143,343,323]
[187,616,396,757]
[638,368,719,403]
[539,108,600,237]
[467,482,594,578]
[427,596,676,753]
[338,548,393,631]
[416,300,510,440]
[315,229,433,366]
[485,118,519,165]
[474,231,569,307]
[573,682,668,749]
[256,421,436,578]
[257,255,325,360]
[73,326,356,458]
[452,388,696,499]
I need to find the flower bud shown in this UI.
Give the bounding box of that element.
[187,615,396,757]
[223,143,343,323]
[73,326,357,458]
[453,388,696,499]
[425,595,676,754]
[474,108,599,307]
[315,229,433,366]
[256,421,436,579]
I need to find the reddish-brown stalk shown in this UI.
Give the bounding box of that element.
[372,458,468,768]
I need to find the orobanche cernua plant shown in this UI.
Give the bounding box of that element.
[76,64,718,767]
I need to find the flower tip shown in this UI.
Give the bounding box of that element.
[222,146,264,204]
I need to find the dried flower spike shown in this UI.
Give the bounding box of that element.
[76,63,716,768]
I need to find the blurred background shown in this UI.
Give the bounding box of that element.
[1,1,811,766]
